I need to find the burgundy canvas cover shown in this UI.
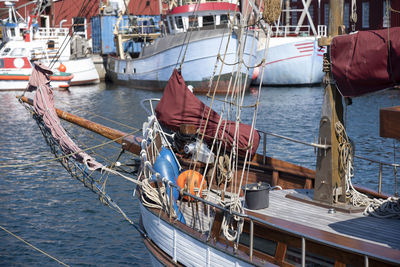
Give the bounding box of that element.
[331,27,400,97]
[155,69,260,156]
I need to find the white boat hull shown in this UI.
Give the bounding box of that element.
[0,79,70,91]
[254,37,325,85]
[52,57,100,85]
[139,203,253,267]
[107,29,257,93]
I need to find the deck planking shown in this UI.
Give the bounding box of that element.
[249,189,400,250]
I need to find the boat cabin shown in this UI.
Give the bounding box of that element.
[165,2,240,35]
[0,40,53,64]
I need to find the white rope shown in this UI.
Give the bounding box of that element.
[220,197,244,242]
[336,121,400,218]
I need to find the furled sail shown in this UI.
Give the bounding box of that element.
[28,62,102,170]
[155,69,260,156]
[331,27,400,97]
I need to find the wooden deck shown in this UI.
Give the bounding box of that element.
[250,189,400,250]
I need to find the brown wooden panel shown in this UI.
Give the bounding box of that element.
[380,106,400,140]
[275,242,287,263]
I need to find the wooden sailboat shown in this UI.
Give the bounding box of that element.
[19,0,400,266]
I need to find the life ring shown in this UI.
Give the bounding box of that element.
[177,170,206,200]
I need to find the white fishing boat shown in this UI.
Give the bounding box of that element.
[106,0,258,94]
[18,0,400,266]
[0,0,99,87]
[251,0,326,86]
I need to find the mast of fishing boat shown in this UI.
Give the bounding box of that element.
[114,0,130,60]
[314,0,346,205]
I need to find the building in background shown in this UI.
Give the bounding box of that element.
[0,0,163,39]
[1,0,398,40]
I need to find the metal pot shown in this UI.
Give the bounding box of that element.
[242,182,271,210]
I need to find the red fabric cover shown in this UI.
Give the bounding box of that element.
[331,27,400,97]
[155,69,260,156]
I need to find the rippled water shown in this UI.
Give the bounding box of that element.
[0,83,399,266]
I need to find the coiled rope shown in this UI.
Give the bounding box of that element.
[220,198,244,242]
[336,121,400,218]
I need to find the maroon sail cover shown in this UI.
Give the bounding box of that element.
[155,69,260,156]
[331,27,400,97]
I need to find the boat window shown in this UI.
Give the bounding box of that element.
[285,246,334,267]
[175,16,183,29]
[220,14,229,24]
[169,16,175,30]
[239,233,277,256]
[203,15,214,27]
[10,48,26,57]
[292,11,298,25]
[9,28,15,37]
[362,1,370,28]
[383,1,390,27]
[189,15,198,28]
[324,4,329,27]
[343,3,350,30]
[1,47,11,56]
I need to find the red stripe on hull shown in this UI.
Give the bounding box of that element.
[265,54,312,65]
[294,42,313,46]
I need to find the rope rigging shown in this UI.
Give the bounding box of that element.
[17,99,146,236]
[335,121,400,218]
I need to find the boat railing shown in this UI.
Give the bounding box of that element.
[181,0,237,5]
[141,98,398,196]
[271,25,311,37]
[258,129,399,196]
[141,153,398,266]
[35,27,69,38]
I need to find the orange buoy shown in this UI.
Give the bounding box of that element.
[58,63,66,72]
[177,170,206,200]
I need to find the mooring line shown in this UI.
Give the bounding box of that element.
[0,225,70,266]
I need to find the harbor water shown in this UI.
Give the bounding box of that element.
[1,83,399,266]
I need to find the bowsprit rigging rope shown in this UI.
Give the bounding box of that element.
[20,101,145,235]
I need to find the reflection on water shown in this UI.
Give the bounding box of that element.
[0,84,399,265]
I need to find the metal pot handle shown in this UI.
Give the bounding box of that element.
[270,186,282,190]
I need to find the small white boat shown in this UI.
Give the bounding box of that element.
[0,1,99,86]
[0,56,73,90]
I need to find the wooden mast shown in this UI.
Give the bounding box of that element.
[314,0,346,205]
[18,96,142,156]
